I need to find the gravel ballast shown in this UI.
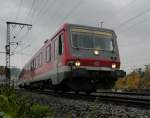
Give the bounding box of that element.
[26,92,150,118]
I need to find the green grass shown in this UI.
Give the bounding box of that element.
[0,86,54,118]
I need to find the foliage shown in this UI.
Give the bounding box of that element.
[0,87,54,118]
[0,66,5,75]
[23,104,54,118]
[0,95,9,112]
[126,72,140,90]
[85,105,98,118]
[140,68,150,88]
[115,66,150,90]
[114,77,126,90]
[115,71,140,90]
[0,86,15,97]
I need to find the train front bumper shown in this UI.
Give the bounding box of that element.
[66,66,126,79]
[110,70,126,78]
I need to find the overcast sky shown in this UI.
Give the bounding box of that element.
[0,0,150,72]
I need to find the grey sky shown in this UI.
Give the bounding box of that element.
[0,0,150,72]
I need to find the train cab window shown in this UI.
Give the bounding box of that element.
[58,34,64,55]
[46,45,51,62]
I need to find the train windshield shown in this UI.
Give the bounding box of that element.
[71,32,113,51]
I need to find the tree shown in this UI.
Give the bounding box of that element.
[0,66,5,75]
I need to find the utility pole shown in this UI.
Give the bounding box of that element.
[5,21,32,87]
[100,21,104,28]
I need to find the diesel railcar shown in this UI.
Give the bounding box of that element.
[19,23,125,92]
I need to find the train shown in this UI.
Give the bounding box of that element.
[18,23,126,93]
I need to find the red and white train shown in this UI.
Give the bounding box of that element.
[19,23,126,92]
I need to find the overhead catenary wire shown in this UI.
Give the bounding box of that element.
[29,0,50,24]
[41,0,82,38]
[15,0,23,21]
[18,0,53,46]
[110,0,137,20]
[114,6,150,29]
[26,0,41,24]
[118,14,150,33]
[58,0,82,25]
[24,0,36,23]
[11,44,31,56]
[29,0,58,27]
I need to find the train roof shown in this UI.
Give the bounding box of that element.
[65,23,115,32]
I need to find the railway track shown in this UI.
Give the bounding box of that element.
[95,92,150,108]
[96,91,150,96]
[24,89,150,108]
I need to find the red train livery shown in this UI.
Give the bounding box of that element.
[19,23,126,92]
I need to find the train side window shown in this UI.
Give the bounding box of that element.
[54,39,58,59]
[39,52,42,65]
[46,44,51,62]
[58,34,64,55]
[34,59,36,68]
[36,56,39,68]
[31,60,34,70]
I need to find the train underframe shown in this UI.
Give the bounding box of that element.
[21,68,126,93]
[64,68,125,92]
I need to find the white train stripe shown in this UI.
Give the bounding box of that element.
[20,66,115,85]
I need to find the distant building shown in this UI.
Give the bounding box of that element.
[145,64,150,70]
[11,67,21,81]
[0,75,5,80]
[0,66,21,83]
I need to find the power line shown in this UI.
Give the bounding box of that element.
[118,15,150,33]
[11,44,31,56]
[114,6,150,29]
[59,0,82,23]
[42,0,82,38]
[15,0,23,21]
[31,0,57,26]
[30,0,50,24]
[24,0,36,23]
[27,0,41,24]
[112,0,137,18]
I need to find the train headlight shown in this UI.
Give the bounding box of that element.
[75,61,80,67]
[112,63,116,69]
[94,50,100,55]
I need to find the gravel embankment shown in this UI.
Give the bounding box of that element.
[24,92,150,118]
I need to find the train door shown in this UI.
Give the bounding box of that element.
[57,33,64,77]
[54,33,64,84]
[54,38,58,84]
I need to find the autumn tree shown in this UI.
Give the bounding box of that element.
[115,71,141,90]
[140,67,150,89]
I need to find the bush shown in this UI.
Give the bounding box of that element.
[115,72,140,90]
[114,77,126,90]
[126,72,140,90]
[23,104,53,118]
[141,68,150,89]
[0,95,9,112]
[0,87,54,118]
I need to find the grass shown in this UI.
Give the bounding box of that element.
[0,86,54,118]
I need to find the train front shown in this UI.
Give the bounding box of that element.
[65,24,126,91]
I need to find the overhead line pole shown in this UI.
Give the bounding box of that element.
[5,22,10,86]
[5,21,32,87]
